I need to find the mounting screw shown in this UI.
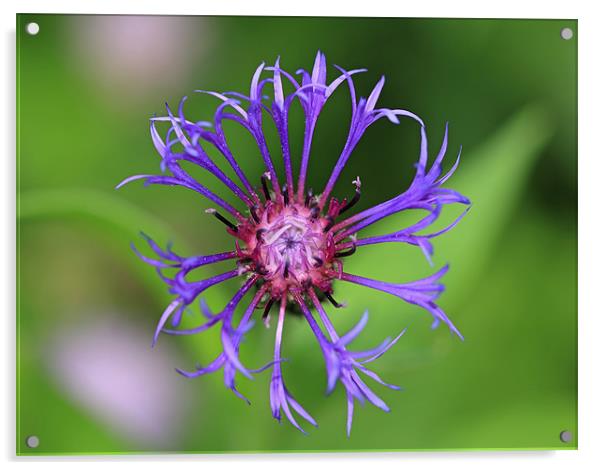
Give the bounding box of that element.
[25,22,40,36]
[560,27,573,40]
[25,435,39,448]
[559,430,573,443]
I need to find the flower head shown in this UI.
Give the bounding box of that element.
[118,52,470,436]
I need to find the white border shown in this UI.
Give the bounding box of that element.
[2,1,599,469]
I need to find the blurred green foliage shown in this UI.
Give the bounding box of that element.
[17,15,576,454]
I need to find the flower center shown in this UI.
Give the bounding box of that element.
[260,210,323,278]
[242,201,338,296]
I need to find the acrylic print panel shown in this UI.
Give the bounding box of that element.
[16,14,577,454]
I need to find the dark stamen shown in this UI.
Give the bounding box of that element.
[339,177,362,215]
[282,185,289,206]
[325,292,344,308]
[262,298,274,327]
[250,205,260,224]
[262,298,274,320]
[283,261,289,278]
[310,206,320,220]
[261,173,271,201]
[256,228,266,241]
[255,263,269,275]
[206,208,238,232]
[323,215,335,233]
[305,188,314,207]
[312,256,323,267]
[335,244,356,258]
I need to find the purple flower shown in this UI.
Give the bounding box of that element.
[118,52,470,436]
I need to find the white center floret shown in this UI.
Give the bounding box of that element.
[259,213,323,280]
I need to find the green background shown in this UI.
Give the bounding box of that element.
[16,15,577,454]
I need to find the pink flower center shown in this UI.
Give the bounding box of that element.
[259,208,324,279]
[240,201,339,297]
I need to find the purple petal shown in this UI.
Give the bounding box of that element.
[115,174,152,189]
[358,328,407,364]
[287,394,318,428]
[195,90,248,119]
[345,391,355,437]
[365,76,385,112]
[221,328,253,379]
[272,56,284,110]
[325,68,367,99]
[311,50,327,85]
[351,374,390,412]
[339,311,369,346]
[161,312,223,336]
[150,120,167,157]
[152,299,181,347]
[250,62,266,101]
